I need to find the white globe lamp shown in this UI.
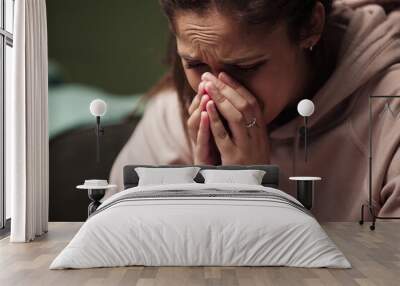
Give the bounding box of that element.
[90,99,107,117]
[297,99,315,117]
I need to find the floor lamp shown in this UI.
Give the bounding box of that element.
[359,95,400,230]
[76,99,112,217]
[289,99,322,211]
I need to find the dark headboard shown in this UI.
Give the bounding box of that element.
[123,165,279,189]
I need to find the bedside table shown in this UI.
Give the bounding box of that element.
[76,180,116,217]
[289,177,322,210]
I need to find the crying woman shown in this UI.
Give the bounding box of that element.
[109,0,400,221]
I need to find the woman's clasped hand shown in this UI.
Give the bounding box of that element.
[187,71,271,165]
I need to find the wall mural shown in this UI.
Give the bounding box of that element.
[47,1,400,225]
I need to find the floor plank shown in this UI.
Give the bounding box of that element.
[0,221,399,286]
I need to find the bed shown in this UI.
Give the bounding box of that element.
[50,165,351,269]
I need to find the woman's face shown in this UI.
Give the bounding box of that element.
[175,9,313,124]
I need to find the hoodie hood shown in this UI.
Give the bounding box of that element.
[269,2,400,141]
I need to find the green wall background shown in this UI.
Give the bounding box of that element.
[46,0,170,94]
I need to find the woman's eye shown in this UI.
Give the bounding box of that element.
[183,60,266,74]
[234,62,265,73]
[184,62,206,69]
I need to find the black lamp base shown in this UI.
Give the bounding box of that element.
[88,189,106,217]
[296,181,314,210]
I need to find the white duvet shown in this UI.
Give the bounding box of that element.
[50,183,351,269]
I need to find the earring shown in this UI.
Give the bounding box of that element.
[309,45,314,52]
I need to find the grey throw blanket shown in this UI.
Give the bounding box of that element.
[90,189,310,218]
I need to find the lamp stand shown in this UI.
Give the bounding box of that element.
[95,116,105,163]
[304,117,308,163]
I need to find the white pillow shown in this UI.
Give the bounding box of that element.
[200,169,266,185]
[135,167,201,186]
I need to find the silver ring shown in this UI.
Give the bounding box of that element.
[245,117,257,128]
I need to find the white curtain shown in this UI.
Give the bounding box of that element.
[7,0,49,242]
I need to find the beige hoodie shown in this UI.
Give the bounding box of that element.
[109,2,400,221]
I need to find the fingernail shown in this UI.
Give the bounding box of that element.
[201,111,208,120]
[208,100,216,112]
[205,82,217,95]
[201,81,207,91]
[201,94,209,105]
[201,72,213,81]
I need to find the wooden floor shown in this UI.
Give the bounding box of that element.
[0,222,399,286]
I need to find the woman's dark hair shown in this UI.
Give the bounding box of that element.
[161,0,332,41]
[148,0,333,143]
